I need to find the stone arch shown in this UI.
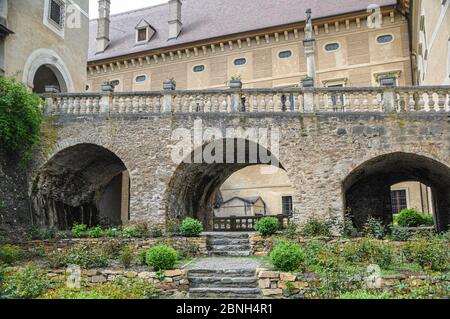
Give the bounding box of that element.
[343,152,450,232]
[31,143,130,230]
[165,138,287,230]
[22,48,74,93]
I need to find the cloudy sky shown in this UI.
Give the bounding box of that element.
[89,0,167,19]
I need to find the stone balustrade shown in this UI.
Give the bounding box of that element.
[40,85,450,115]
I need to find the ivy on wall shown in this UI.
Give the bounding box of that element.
[0,76,43,158]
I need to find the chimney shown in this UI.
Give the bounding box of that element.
[96,0,111,54]
[168,0,182,40]
[0,0,8,27]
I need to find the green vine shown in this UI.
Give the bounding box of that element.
[39,116,59,160]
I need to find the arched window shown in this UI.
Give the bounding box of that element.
[234,58,247,66]
[278,50,292,59]
[193,65,205,73]
[324,43,340,52]
[377,34,394,44]
[135,75,147,83]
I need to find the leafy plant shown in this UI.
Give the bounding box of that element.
[149,227,163,238]
[341,239,394,269]
[339,290,391,299]
[391,228,412,241]
[71,224,88,238]
[255,217,279,237]
[47,250,66,269]
[343,215,357,238]
[0,76,43,157]
[27,227,57,240]
[301,217,331,237]
[179,218,203,237]
[178,243,199,259]
[363,216,386,239]
[0,244,21,265]
[270,240,305,272]
[145,245,178,271]
[87,226,103,238]
[122,225,147,238]
[396,209,434,227]
[402,238,449,271]
[283,222,298,239]
[64,245,109,269]
[1,266,49,299]
[102,242,127,258]
[119,247,133,269]
[166,219,181,237]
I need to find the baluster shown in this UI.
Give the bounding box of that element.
[354,93,361,112]
[207,95,213,112]
[269,94,274,112]
[408,91,416,112]
[293,94,300,112]
[244,94,250,112]
[181,96,187,112]
[111,96,118,114]
[73,97,80,114]
[251,94,257,112]
[79,97,86,114]
[447,92,450,112]
[371,92,380,112]
[83,97,90,113]
[188,95,195,112]
[362,92,369,112]
[220,94,227,112]
[438,91,446,112]
[66,97,72,113]
[211,95,218,112]
[428,91,435,112]
[336,93,343,112]
[153,96,160,112]
[58,97,65,114]
[123,96,130,113]
[261,95,267,112]
[398,91,406,112]
[418,91,426,112]
[174,95,181,112]
[285,95,292,112]
[327,93,334,112]
[317,92,324,111]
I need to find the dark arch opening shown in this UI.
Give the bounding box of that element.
[31,144,130,230]
[343,152,450,232]
[166,138,285,231]
[32,65,66,94]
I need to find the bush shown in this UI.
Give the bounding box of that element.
[283,222,298,239]
[71,224,88,238]
[122,225,147,238]
[396,209,434,227]
[166,219,181,237]
[105,228,121,238]
[0,76,43,156]
[0,244,21,265]
[47,250,66,269]
[339,290,391,299]
[270,240,305,272]
[402,238,448,271]
[119,247,133,269]
[391,228,412,241]
[87,226,103,238]
[363,216,386,239]
[342,239,394,269]
[255,217,279,237]
[27,227,57,240]
[64,245,109,269]
[180,218,203,237]
[149,227,163,238]
[145,245,178,271]
[1,266,49,299]
[301,218,331,237]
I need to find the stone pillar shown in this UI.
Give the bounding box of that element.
[381,77,396,112]
[163,79,176,112]
[168,0,182,40]
[96,0,111,54]
[44,85,59,114]
[302,9,316,113]
[100,83,113,113]
[121,171,130,225]
[228,80,243,112]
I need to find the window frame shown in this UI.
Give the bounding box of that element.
[391,189,409,215]
[323,42,341,52]
[278,50,293,60]
[136,28,148,43]
[281,196,293,216]
[192,65,206,73]
[43,0,66,38]
[376,34,394,45]
[134,75,147,83]
[233,58,247,66]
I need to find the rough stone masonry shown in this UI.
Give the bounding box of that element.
[25,112,450,232]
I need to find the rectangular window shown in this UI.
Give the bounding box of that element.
[137,28,147,42]
[49,0,63,27]
[391,190,408,214]
[282,196,293,216]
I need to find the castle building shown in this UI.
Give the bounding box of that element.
[0,0,89,92]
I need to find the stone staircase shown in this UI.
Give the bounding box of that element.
[206,232,252,257]
[187,268,261,299]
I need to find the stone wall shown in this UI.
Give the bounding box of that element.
[28,112,450,231]
[45,268,189,298]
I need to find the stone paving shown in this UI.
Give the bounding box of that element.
[186,257,262,271]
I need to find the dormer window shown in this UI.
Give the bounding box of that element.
[135,19,155,45]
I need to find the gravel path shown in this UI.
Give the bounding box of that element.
[186,257,262,271]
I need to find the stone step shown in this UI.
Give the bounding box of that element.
[209,250,252,257]
[208,238,250,245]
[207,244,251,251]
[206,233,250,239]
[189,276,258,288]
[187,269,256,278]
[188,288,261,299]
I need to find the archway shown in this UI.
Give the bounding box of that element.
[22,48,74,93]
[166,138,286,231]
[31,144,130,230]
[343,152,450,232]
[32,65,66,94]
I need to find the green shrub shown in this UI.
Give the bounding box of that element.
[0,244,21,265]
[363,216,386,239]
[339,290,391,299]
[342,239,394,269]
[47,250,66,269]
[102,242,127,258]
[27,227,57,240]
[255,217,279,237]
[178,243,199,259]
[270,240,305,272]
[122,225,147,238]
[343,216,357,238]
[87,226,103,238]
[0,76,43,156]
[119,247,133,269]
[283,222,298,239]
[145,245,178,271]
[402,238,449,271]
[301,217,331,237]
[71,224,88,238]
[104,228,121,238]
[391,228,412,241]
[1,266,49,299]
[180,218,203,237]
[64,245,109,269]
[149,227,163,238]
[396,209,434,227]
